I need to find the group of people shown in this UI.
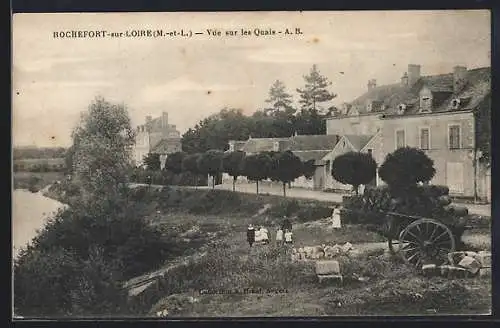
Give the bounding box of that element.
[246,216,293,247]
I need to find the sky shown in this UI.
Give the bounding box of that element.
[12,10,491,147]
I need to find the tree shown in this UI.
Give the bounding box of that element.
[182,153,202,187]
[164,151,186,174]
[197,150,224,189]
[143,153,161,171]
[301,160,316,180]
[331,151,377,195]
[241,153,272,194]
[378,147,436,193]
[64,145,75,175]
[296,64,337,112]
[269,151,304,197]
[70,96,135,201]
[222,151,246,191]
[264,80,294,116]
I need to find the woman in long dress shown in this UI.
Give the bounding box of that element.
[332,205,342,228]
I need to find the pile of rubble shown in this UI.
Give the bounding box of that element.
[422,251,491,278]
[291,242,353,261]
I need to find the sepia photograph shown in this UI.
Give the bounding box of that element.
[12,10,491,318]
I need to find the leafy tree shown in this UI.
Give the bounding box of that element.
[197,150,224,189]
[222,151,246,191]
[241,153,272,194]
[143,152,161,171]
[164,151,186,174]
[264,80,294,116]
[70,96,135,201]
[269,151,304,197]
[64,146,75,174]
[301,160,316,179]
[378,147,436,193]
[332,151,377,195]
[296,64,337,112]
[182,153,202,187]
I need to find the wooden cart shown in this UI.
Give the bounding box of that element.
[383,211,469,267]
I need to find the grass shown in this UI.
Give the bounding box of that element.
[13,171,65,192]
[123,200,491,317]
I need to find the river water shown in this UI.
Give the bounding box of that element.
[12,189,67,259]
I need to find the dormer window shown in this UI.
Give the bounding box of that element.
[420,96,432,113]
[229,143,234,152]
[273,141,279,151]
[450,98,461,110]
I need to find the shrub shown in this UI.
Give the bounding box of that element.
[331,152,377,195]
[296,205,333,222]
[378,147,436,193]
[266,199,300,218]
[186,190,242,215]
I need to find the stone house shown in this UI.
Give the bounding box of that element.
[326,64,491,200]
[133,112,182,168]
[226,134,340,189]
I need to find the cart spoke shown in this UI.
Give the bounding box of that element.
[431,229,449,244]
[428,224,439,241]
[406,230,422,244]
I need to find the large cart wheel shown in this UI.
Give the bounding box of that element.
[397,218,456,267]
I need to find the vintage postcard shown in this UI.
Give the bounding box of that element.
[12,10,491,318]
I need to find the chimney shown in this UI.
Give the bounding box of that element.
[407,64,421,86]
[162,112,168,128]
[453,66,467,93]
[401,72,408,86]
[367,79,377,91]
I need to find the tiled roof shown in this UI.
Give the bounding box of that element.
[238,134,341,154]
[286,135,340,151]
[347,67,490,117]
[292,150,331,162]
[151,138,181,154]
[242,137,290,153]
[344,135,374,151]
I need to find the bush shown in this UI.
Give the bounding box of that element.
[332,152,377,194]
[378,147,436,193]
[296,205,333,222]
[266,199,300,218]
[186,190,242,215]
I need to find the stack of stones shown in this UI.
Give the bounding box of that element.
[421,251,491,278]
[315,260,343,283]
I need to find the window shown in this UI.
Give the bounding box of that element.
[419,127,430,150]
[449,125,461,149]
[367,149,373,156]
[273,142,279,151]
[395,129,405,149]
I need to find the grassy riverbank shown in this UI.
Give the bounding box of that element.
[13,172,65,192]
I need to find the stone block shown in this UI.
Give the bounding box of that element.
[458,256,481,275]
[475,251,491,268]
[447,266,469,279]
[315,260,341,275]
[447,252,467,266]
[317,274,343,284]
[439,265,454,277]
[422,264,438,277]
[479,267,491,277]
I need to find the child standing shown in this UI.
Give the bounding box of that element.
[247,224,255,247]
[284,229,293,245]
[275,227,284,246]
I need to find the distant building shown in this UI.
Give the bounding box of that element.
[226,134,341,190]
[326,64,491,200]
[133,112,182,168]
